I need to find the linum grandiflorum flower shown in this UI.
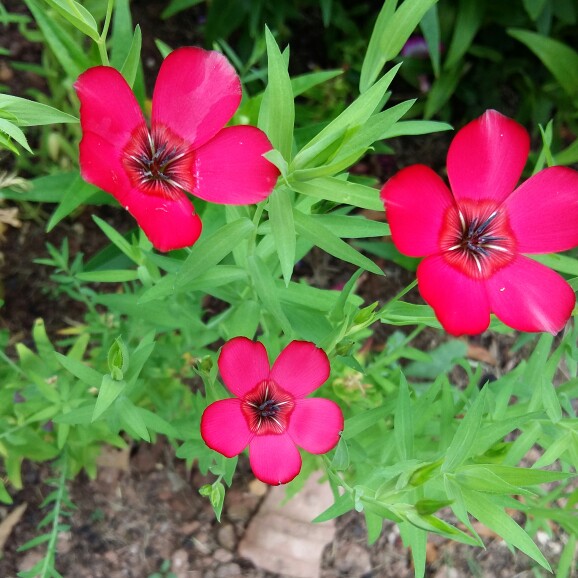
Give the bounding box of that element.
[381,109,578,336]
[74,47,279,252]
[200,337,344,485]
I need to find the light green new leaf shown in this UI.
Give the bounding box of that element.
[42,0,99,41]
[463,490,551,571]
[0,95,78,126]
[360,0,438,92]
[259,27,294,161]
[508,28,578,100]
[442,388,487,472]
[92,375,126,422]
[267,186,296,285]
[176,218,254,289]
[294,210,383,275]
[291,177,383,211]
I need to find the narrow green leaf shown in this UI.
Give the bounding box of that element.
[111,0,135,68]
[395,373,414,460]
[210,482,225,522]
[176,218,254,289]
[508,28,578,99]
[0,95,77,126]
[0,118,31,152]
[41,0,99,41]
[93,215,140,263]
[76,269,139,282]
[420,4,441,76]
[294,210,383,275]
[360,0,437,92]
[267,186,296,285]
[117,397,150,441]
[463,490,551,571]
[313,492,355,523]
[442,388,487,472]
[291,177,383,211]
[47,174,99,231]
[444,0,485,70]
[55,352,103,388]
[120,25,142,87]
[247,254,293,335]
[92,375,126,422]
[259,27,294,161]
[399,522,427,578]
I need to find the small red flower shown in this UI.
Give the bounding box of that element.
[75,47,279,252]
[201,337,344,485]
[381,109,578,336]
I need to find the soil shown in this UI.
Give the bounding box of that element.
[0,2,574,578]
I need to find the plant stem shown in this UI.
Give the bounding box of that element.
[96,0,114,66]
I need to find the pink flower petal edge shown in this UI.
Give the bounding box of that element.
[418,255,491,336]
[152,47,242,150]
[218,337,270,397]
[249,434,302,485]
[504,166,578,254]
[381,164,455,257]
[288,398,343,454]
[447,109,530,204]
[193,125,279,205]
[486,255,576,334]
[200,398,253,458]
[270,341,331,398]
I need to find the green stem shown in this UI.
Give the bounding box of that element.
[96,0,114,65]
[377,278,418,317]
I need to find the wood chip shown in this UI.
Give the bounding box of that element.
[0,503,27,553]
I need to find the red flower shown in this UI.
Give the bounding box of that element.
[201,337,344,485]
[75,48,279,252]
[381,110,578,336]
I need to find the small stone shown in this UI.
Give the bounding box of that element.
[248,479,268,496]
[215,562,242,577]
[214,548,234,563]
[217,524,236,550]
[337,543,371,575]
[171,548,190,578]
[433,565,459,578]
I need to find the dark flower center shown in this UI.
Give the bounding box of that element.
[241,379,295,435]
[123,124,194,199]
[440,199,516,279]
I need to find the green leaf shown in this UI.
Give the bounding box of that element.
[444,0,485,70]
[0,118,31,153]
[247,254,293,335]
[331,436,350,470]
[24,0,92,79]
[92,374,126,422]
[463,490,551,571]
[0,95,78,126]
[291,177,383,211]
[293,64,401,171]
[267,186,296,285]
[120,25,142,88]
[530,253,578,276]
[111,0,135,68]
[93,215,141,263]
[175,218,254,291]
[47,174,99,231]
[41,0,99,41]
[210,481,225,522]
[508,28,578,99]
[259,27,294,161]
[395,373,414,461]
[117,397,150,441]
[294,209,383,276]
[0,479,13,504]
[75,269,139,282]
[360,0,438,92]
[442,388,487,472]
[107,337,129,380]
[313,492,355,523]
[55,353,103,388]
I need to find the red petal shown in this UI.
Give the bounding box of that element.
[270,341,330,398]
[486,255,575,334]
[193,126,279,204]
[218,337,270,398]
[125,190,202,252]
[201,399,253,458]
[288,398,343,454]
[381,164,454,257]
[504,166,578,253]
[418,255,491,336]
[152,47,241,150]
[248,434,301,485]
[75,67,146,201]
[447,110,530,204]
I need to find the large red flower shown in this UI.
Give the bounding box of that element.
[75,47,279,252]
[381,110,578,336]
[201,337,344,485]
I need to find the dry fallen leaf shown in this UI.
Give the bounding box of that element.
[0,502,28,554]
